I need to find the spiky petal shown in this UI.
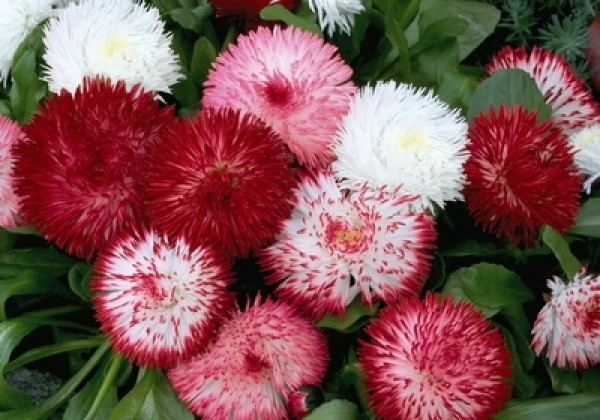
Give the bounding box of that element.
[0,115,25,228]
[569,124,600,193]
[308,0,365,36]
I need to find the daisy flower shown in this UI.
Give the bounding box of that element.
[531,267,600,369]
[143,107,297,259]
[464,105,582,246]
[202,25,356,168]
[258,171,437,320]
[485,45,600,135]
[358,293,513,420]
[210,0,299,21]
[569,124,600,193]
[13,77,174,260]
[0,115,25,228]
[91,229,234,368]
[308,0,365,36]
[42,0,182,95]
[333,80,469,212]
[168,297,328,420]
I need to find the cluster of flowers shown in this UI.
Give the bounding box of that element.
[1,0,600,419]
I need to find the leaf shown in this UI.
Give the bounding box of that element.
[414,36,460,84]
[541,225,582,279]
[305,399,360,420]
[0,271,67,320]
[67,262,94,302]
[498,304,535,371]
[441,239,502,257]
[495,393,600,420]
[437,70,480,112]
[137,370,194,420]
[189,37,217,87]
[63,361,118,420]
[570,198,600,238]
[8,51,47,124]
[109,369,156,420]
[316,299,378,332]
[0,247,76,278]
[544,362,581,394]
[500,327,538,400]
[0,228,16,252]
[170,5,212,33]
[580,366,600,393]
[260,5,321,34]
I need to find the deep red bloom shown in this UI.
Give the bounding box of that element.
[463,105,582,246]
[13,78,174,260]
[143,107,296,259]
[210,0,299,20]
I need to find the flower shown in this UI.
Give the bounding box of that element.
[531,267,600,369]
[333,80,469,213]
[210,0,300,21]
[168,297,328,420]
[287,386,323,419]
[12,77,174,260]
[569,124,600,193]
[91,229,234,368]
[0,0,59,85]
[143,107,297,259]
[358,293,513,420]
[308,0,365,36]
[259,171,437,320]
[202,25,356,168]
[485,45,600,135]
[463,105,582,246]
[42,0,182,95]
[0,115,25,228]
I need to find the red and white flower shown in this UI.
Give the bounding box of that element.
[210,0,299,20]
[0,115,25,228]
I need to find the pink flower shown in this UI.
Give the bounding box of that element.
[259,171,437,320]
[0,115,25,228]
[168,297,328,420]
[91,229,234,368]
[12,78,174,260]
[531,267,600,369]
[358,293,513,420]
[202,25,356,168]
[485,45,600,135]
[143,107,297,259]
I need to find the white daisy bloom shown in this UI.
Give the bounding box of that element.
[308,0,365,36]
[42,0,182,94]
[569,124,600,193]
[333,80,469,213]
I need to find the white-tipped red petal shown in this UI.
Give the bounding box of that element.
[0,115,25,228]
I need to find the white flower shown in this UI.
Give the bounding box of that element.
[42,0,182,95]
[333,80,469,213]
[569,124,600,193]
[308,0,365,36]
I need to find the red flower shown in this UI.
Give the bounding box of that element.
[13,78,174,260]
[358,293,513,420]
[210,0,299,20]
[463,105,582,246]
[143,107,296,259]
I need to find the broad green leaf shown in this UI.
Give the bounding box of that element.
[495,393,600,420]
[150,0,182,15]
[410,17,467,56]
[570,197,600,238]
[189,37,217,87]
[316,299,378,332]
[109,369,157,420]
[501,327,538,400]
[170,5,212,33]
[137,370,194,420]
[305,399,360,420]
[541,225,582,279]
[498,304,534,371]
[0,228,16,252]
[414,36,459,84]
[8,51,47,124]
[0,247,76,278]
[67,262,94,302]
[260,5,321,34]
[171,78,199,112]
[441,239,501,257]
[581,366,600,393]
[437,70,479,113]
[544,362,581,394]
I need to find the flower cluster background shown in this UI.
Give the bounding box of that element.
[1,0,600,419]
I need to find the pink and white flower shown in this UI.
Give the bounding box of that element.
[0,115,25,228]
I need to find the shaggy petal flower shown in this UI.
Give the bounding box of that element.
[531,267,600,369]
[358,293,513,420]
[569,124,600,193]
[168,297,328,420]
[202,25,356,168]
[259,171,437,320]
[42,0,182,94]
[91,229,234,368]
[0,116,25,228]
[13,78,174,260]
[210,0,299,20]
[308,0,365,36]
[464,105,582,246]
[143,107,297,259]
[485,45,600,135]
[333,80,469,212]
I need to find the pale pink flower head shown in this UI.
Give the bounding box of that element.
[485,45,600,135]
[168,296,328,420]
[531,267,600,369]
[91,228,234,368]
[258,171,437,321]
[0,115,25,228]
[358,293,513,420]
[202,25,356,168]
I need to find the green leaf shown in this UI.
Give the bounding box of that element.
[0,100,11,118]
[170,5,212,33]
[150,0,182,15]
[410,17,468,56]
[171,78,199,112]
[67,262,94,302]
[0,228,16,252]
[189,37,217,87]
[414,36,460,84]
[0,271,67,320]
[501,327,538,400]
[316,298,378,332]
[305,399,360,420]
[544,362,581,394]
[0,247,76,278]
[109,369,156,420]
[441,239,502,257]
[495,393,600,420]
[8,51,47,124]
[570,198,600,238]
[437,70,479,112]
[260,4,321,34]
[498,304,534,371]
[580,366,600,393]
[541,225,582,279]
[467,69,553,123]
[136,369,193,420]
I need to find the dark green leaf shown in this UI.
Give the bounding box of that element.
[109,369,156,420]
[501,327,538,400]
[150,0,182,15]
[0,100,11,117]
[0,247,76,278]
[316,299,378,332]
[410,17,467,56]
[137,370,194,420]
[0,271,67,320]
[170,5,212,33]
[570,198,600,238]
[8,51,46,124]
[63,360,118,420]
[67,262,94,302]
[189,37,216,87]
[495,393,600,420]
[414,36,459,84]
[541,225,582,279]
[580,366,600,393]
[498,304,535,371]
[544,362,581,394]
[305,399,360,420]
[260,5,321,34]
[0,228,16,252]
[441,239,501,257]
[171,78,199,112]
[437,70,479,112]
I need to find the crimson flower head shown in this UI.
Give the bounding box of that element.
[143,107,297,259]
[168,296,328,420]
[91,228,234,368]
[210,0,299,21]
[12,77,174,260]
[463,105,582,246]
[0,115,25,229]
[358,293,513,420]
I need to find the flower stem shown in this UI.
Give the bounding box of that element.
[84,353,124,420]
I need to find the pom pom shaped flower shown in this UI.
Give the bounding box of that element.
[0,116,25,228]
[168,297,328,420]
[358,293,513,420]
[259,171,437,320]
[143,107,297,259]
[202,25,356,168]
[464,105,582,246]
[13,78,174,260]
[485,45,600,135]
[210,0,299,20]
[569,124,600,193]
[91,229,234,368]
[531,267,600,369]
[42,0,181,95]
[333,80,469,212]
[308,0,365,36]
